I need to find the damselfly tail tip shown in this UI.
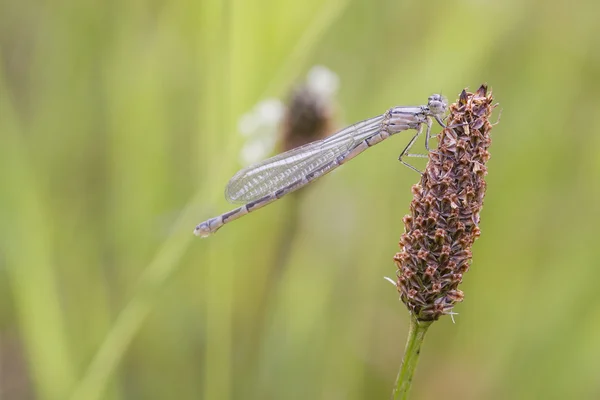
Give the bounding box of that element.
[193,222,212,238]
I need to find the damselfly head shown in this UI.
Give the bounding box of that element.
[428,94,448,117]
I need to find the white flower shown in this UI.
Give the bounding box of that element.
[238,98,284,166]
[306,65,339,99]
[255,99,284,125]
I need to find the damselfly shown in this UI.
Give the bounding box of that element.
[194,94,447,237]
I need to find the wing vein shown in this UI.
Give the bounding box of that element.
[225,114,385,203]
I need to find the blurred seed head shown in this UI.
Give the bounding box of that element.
[237,66,339,165]
[280,65,339,152]
[394,85,497,321]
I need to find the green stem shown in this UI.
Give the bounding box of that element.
[391,315,432,400]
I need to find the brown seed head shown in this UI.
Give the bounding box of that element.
[394,85,496,321]
[280,85,335,152]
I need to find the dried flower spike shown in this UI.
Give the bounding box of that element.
[394,85,496,321]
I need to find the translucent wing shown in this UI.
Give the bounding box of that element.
[225,114,385,203]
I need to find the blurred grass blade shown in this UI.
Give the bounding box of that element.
[68,193,201,400]
[0,61,76,400]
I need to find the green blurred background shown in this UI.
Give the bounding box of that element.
[1,0,600,399]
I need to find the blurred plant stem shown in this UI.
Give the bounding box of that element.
[391,316,432,400]
[262,193,302,296]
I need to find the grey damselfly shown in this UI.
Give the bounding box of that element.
[194,94,448,237]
